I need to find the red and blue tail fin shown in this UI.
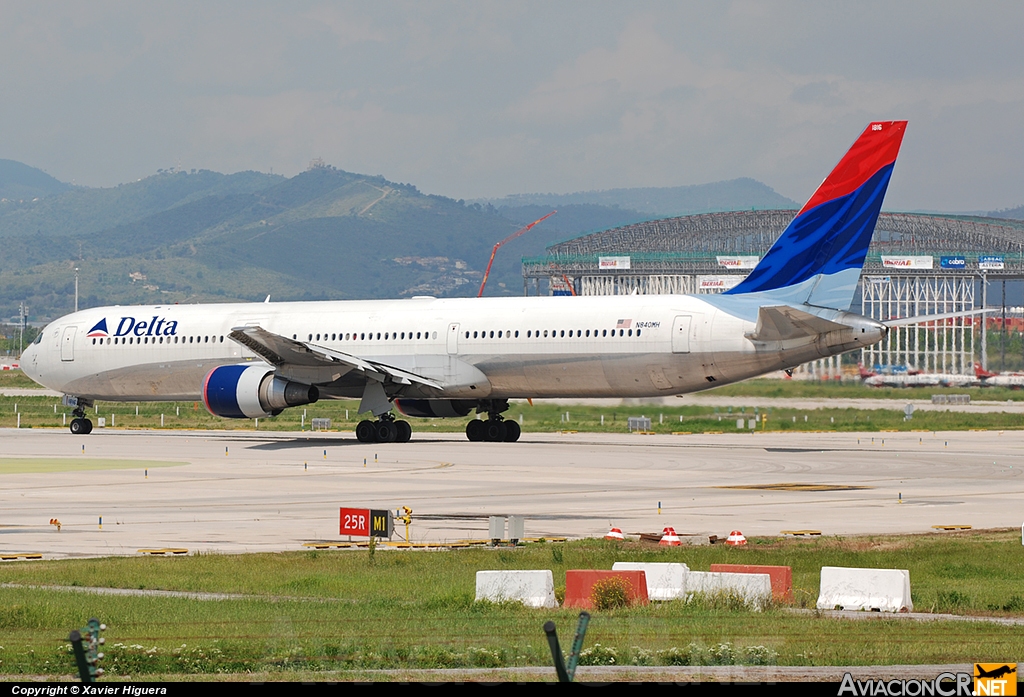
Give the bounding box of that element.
[724,121,907,310]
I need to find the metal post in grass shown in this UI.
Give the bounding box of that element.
[543,611,590,683]
[543,620,570,682]
[68,617,105,682]
[566,611,591,681]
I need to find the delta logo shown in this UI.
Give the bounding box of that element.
[974,664,1017,696]
[88,316,180,338]
[86,318,109,337]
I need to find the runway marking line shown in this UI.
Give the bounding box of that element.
[718,483,872,492]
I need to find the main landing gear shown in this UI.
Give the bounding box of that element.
[69,405,93,435]
[355,414,412,443]
[465,399,520,442]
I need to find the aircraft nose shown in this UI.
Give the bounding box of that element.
[19,344,39,381]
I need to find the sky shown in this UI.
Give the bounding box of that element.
[2,1,1023,211]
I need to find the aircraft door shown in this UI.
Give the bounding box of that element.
[61,326,77,362]
[671,315,692,353]
[447,323,460,355]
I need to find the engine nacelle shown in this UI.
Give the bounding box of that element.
[394,399,475,419]
[203,364,319,419]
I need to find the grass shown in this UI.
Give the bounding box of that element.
[0,458,185,474]
[2,390,1024,435]
[1,531,1022,678]
[0,370,37,388]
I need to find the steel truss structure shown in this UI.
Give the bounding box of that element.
[521,210,1024,374]
[861,274,975,374]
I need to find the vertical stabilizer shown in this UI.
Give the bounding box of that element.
[724,121,907,310]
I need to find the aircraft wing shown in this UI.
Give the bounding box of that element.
[745,305,851,343]
[228,326,443,390]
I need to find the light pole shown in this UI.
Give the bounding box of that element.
[75,266,79,313]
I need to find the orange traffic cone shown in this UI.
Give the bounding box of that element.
[725,530,747,546]
[659,527,681,546]
[604,526,625,541]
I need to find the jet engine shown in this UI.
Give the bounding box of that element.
[202,364,318,419]
[394,399,475,418]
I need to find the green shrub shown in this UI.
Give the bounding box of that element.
[577,643,617,665]
[591,576,632,610]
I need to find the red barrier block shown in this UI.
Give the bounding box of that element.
[564,570,649,608]
[710,564,792,601]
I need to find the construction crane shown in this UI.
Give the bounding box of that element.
[477,211,556,297]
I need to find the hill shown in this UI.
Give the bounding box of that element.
[989,204,1024,220]
[478,178,798,218]
[0,163,801,324]
[0,160,72,201]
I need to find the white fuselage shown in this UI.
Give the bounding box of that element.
[20,294,878,403]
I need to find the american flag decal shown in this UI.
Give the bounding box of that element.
[616,319,632,329]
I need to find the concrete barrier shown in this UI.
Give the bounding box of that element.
[475,570,558,608]
[816,566,912,612]
[612,562,689,600]
[686,571,772,609]
[710,564,792,601]
[564,570,649,609]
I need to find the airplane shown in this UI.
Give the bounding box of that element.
[21,121,908,442]
[862,372,979,389]
[974,362,1024,388]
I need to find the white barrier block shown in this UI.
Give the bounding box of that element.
[475,570,558,608]
[612,562,690,601]
[816,566,912,613]
[685,570,772,609]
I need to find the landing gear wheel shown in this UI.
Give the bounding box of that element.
[70,417,92,435]
[355,420,376,443]
[484,419,507,442]
[395,420,412,443]
[466,419,486,442]
[503,420,521,442]
[375,420,397,443]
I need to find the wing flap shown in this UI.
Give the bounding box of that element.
[229,326,443,390]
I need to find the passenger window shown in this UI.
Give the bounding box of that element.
[514,330,519,338]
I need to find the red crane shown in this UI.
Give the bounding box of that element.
[477,211,557,297]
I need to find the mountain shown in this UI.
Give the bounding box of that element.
[0,162,803,324]
[989,204,1024,220]
[0,164,528,321]
[0,160,72,201]
[477,178,798,218]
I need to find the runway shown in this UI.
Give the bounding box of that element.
[1,427,1022,558]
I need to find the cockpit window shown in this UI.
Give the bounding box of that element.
[34,329,45,344]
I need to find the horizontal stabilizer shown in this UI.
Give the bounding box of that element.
[229,326,442,390]
[746,306,850,343]
[883,308,991,327]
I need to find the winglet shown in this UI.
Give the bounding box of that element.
[724,121,908,311]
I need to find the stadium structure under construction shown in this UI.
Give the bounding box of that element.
[522,210,1024,376]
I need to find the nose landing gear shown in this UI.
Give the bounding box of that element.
[68,404,93,435]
